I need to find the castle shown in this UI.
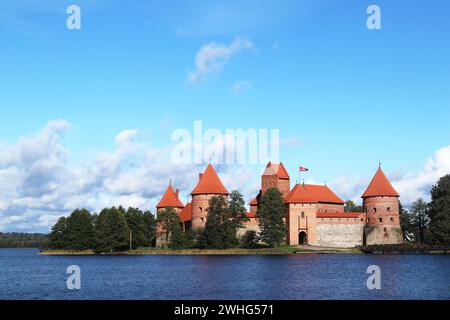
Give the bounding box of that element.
[156,162,404,248]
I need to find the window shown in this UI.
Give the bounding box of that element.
[390,217,394,223]
[387,207,391,213]
[301,212,305,219]
[199,207,203,213]
[373,208,377,213]
[379,218,383,223]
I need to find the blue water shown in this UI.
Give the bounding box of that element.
[0,249,449,300]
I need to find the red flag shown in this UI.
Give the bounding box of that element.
[300,166,309,172]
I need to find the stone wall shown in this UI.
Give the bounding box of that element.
[238,219,261,238]
[314,222,365,248]
[364,225,403,245]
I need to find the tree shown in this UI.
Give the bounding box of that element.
[65,209,96,250]
[198,196,231,249]
[126,207,149,249]
[157,207,183,248]
[257,188,287,247]
[428,175,450,244]
[344,200,363,213]
[228,190,249,228]
[400,202,415,242]
[95,206,130,253]
[241,230,259,249]
[143,211,157,247]
[48,217,69,249]
[410,199,430,243]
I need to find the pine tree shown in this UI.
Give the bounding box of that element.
[257,188,287,247]
[410,199,430,243]
[65,209,96,250]
[143,210,157,247]
[95,206,130,253]
[48,217,69,249]
[126,207,149,249]
[428,175,450,244]
[157,207,183,248]
[198,196,229,249]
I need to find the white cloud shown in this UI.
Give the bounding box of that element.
[187,37,254,85]
[229,81,252,95]
[329,145,450,205]
[0,120,261,232]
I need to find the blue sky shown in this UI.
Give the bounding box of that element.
[1,0,450,232]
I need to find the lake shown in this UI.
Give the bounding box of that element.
[0,249,448,300]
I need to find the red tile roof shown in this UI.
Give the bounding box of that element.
[246,211,257,219]
[191,164,229,195]
[156,183,185,209]
[249,197,258,206]
[317,212,363,218]
[263,162,290,179]
[285,184,345,204]
[179,202,192,223]
[362,168,399,198]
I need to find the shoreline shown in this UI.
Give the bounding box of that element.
[39,246,362,256]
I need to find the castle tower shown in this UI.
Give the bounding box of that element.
[362,167,403,245]
[191,164,229,230]
[156,182,185,214]
[155,182,185,247]
[262,162,291,197]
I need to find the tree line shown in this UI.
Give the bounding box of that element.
[47,207,156,253]
[158,189,287,250]
[400,175,450,245]
[0,233,48,248]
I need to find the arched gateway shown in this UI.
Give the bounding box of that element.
[299,231,308,245]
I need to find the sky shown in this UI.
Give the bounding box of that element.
[1,0,449,232]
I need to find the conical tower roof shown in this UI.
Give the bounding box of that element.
[191,164,229,195]
[263,162,290,179]
[362,168,399,198]
[156,183,185,209]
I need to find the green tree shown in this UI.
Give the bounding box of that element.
[143,210,157,247]
[65,209,96,250]
[344,200,363,213]
[48,217,69,249]
[240,230,259,249]
[257,188,287,247]
[95,206,130,253]
[400,202,415,242]
[410,198,430,243]
[157,207,183,248]
[228,190,249,228]
[126,207,149,249]
[198,196,231,249]
[428,175,450,244]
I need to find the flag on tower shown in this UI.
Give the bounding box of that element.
[299,166,309,172]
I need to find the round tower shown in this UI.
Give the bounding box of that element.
[191,164,229,230]
[362,167,403,245]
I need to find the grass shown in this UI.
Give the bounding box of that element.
[40,249,95,255]
[39,245,363,256]
[129,245,300,255]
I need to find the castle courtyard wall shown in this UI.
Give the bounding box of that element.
[314,220,365,248]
